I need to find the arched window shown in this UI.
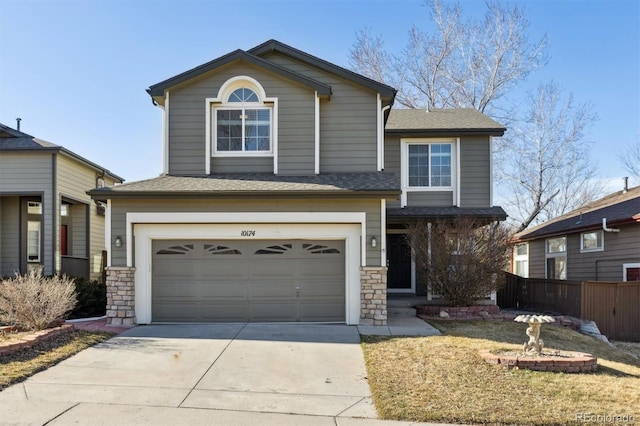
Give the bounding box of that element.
[213,78,273,155]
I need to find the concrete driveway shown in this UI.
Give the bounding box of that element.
[0,324,381,425]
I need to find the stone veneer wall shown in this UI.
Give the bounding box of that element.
[360,266,387,326]
[105,266,136,326]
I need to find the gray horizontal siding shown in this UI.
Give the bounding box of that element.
[0,152,52,192]
[262,52,379,173]
[407,191,454,207]
[459,136,490,208]
[526,225,640,281]
[110,198,383,267]
[383,136,401,208]
[169,62,316,176]
[211,157,272,173]
[0,152,54,275]
[0,196,20,276]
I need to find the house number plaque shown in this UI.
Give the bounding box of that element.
[240,230,256,237]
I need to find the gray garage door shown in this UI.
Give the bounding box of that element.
[151,239,345,322]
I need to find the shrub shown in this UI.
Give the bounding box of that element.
[0,268,77,330]
[69,277,106,319]
[407,217,511,307]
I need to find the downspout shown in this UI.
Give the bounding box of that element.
[379,103,391,171]
[602,218,620,233]
[52,153,58,275]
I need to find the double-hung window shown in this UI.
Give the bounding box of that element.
[407,143,452,188]
[213,87,272,155]
[400,138,456,207]
[545,236,567,279]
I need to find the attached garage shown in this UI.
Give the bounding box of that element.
[151,239,345,322]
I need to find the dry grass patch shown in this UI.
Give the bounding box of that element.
[0,330,114,391]
[362,320,640,425]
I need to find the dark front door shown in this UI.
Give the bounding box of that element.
[387,234,412,291]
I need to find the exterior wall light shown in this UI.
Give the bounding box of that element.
[115,236,123,248]
[370,236,377,248]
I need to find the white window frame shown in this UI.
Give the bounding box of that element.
[623,263,640,282]
[545,236,567,280]
[514,242,529,278]
[205,76,278,173]
[27,220,41,262]
[580,230,604,253]
[400,138,457,207]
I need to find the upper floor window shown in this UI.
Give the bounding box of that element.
[211,78,274,157]
[545,236,566,279]
[580,230,603,252]
[408,143,452,187]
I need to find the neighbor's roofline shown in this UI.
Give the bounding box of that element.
[514,217,640,242]
[1,145,124,183]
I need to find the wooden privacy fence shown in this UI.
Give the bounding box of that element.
[581,281,640,342]
[498,273,640,341]
[497,273,581,318]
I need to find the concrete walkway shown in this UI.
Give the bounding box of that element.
[0,323,450,426]
[358,316,442,337]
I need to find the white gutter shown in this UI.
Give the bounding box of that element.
[602,218,620,233]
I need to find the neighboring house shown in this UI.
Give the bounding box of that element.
[512,184,640,282]
[89,40,505,326]
[0,123,123,281]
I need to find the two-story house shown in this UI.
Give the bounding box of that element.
[89,40,505,326]
[0,123,123,281]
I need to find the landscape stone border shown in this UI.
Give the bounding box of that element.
[478,349,598,373]
[416,305,581,331]
[0,324,74,356]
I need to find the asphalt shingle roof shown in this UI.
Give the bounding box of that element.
[385,109,505,135]
[89,173,400,199]
[515,186,640,240]
[387,206,507,220]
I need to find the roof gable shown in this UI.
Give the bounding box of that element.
[147,48,331,100]
[515,186,640,240]
[248,39,396,102]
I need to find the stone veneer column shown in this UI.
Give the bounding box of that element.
[360,266,387,326]
[105,266,136,326]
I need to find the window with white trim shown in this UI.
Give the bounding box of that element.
[514,243,529,278]
[545,236,566,279]
[580,230,603,252]
[27,221,41,262]
[400,138,457,208]
[623,263,640,282]
[212,84,273,156]
[407,143,452,188]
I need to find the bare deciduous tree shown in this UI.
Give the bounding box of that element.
[349,0,548,116]
[497,81,601,232]
[407,217,511,307]
[618,138,640,178]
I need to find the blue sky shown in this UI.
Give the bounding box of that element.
[1,0,638,189]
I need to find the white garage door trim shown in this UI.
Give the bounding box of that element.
[130,213,365,325]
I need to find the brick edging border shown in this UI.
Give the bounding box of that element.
[0,324,75,356]
[478,349,598,373]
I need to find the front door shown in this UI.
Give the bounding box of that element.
[387,234,413,292]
